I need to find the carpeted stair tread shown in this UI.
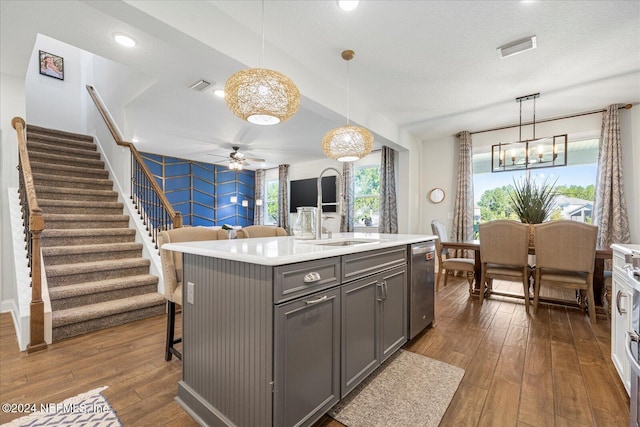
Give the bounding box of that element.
[27,135,97,153]
[28,150,105,169]
[35,185,117,198]
[42,213,130,229]
[46,257,150,278]
[52,293,165,328]
[42,228,136,238]
[42,242,142,256]
[27,141,102,160]
[38,199,124,215]
[32,173,113,190]
[28,125,95,142]
[31,162,110,179]
[48,274,159,301]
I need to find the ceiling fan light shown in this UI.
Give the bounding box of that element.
[224,68,300,126]
[322,125,373,162]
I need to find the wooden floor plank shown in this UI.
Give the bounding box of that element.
[0,275,630,427]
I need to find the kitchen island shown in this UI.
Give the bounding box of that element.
[162,232,436,427]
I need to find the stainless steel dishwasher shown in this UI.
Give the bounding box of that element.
[408,240,436,339]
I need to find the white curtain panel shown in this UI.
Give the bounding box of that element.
[378,146,398,234]
[340,161,355,232]
[594,105,631,249]
[278,164,290,233]
[453,131,474,257]
[253,169,265,225]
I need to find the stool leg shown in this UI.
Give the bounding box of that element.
[166,300,175,361]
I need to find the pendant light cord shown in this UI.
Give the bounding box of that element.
[261,0,265,67]
[346,58,350,125]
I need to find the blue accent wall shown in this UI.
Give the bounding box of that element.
[140,153,255,227]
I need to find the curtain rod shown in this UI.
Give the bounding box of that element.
[466,103,633,136]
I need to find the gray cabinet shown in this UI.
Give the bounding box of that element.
[341,264,407,397]
[274,287,341,427]
[178,242,415,427]
[379,266,408,361]
[341,276,378,396]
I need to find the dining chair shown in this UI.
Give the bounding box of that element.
[236,225,287,238]
[159,226,229,361]
[533,220,598,323]
[478,220,531,312]
[431,220,475,292]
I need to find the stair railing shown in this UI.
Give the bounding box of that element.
[13,117,47,353]
[85,85,182,246]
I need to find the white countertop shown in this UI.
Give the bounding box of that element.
[162,232,437,266]
[611,243,640,255]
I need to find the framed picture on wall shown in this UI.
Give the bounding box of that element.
[39,50,64,80]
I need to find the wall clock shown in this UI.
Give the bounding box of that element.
[429,188,445,204]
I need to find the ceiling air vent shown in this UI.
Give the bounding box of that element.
[497,36,537,58]
[189,79,212,92]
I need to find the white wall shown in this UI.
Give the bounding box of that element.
[0,73,26,312]
[420,108,640,242]
[25,35,87,134]
[621,107,640,241]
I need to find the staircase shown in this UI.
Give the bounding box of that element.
[26,124,165,341]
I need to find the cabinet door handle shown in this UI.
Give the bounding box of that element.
[382,280,388,301]
[303,272,321,283]
[616,290,627,315]
[377,282,384,302]
[305,295,328,305]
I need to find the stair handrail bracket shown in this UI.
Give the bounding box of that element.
[85,85,182,244]
[12,116,48,353]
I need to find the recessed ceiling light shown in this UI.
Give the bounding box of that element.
[214,89,225,98]
[337,1,360,11]
[113,33,137,48]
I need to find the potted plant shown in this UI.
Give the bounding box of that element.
[508,176,557,245]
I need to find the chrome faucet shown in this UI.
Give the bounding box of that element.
[316,167,343,240]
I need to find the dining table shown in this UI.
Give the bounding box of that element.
[441,240,613,307]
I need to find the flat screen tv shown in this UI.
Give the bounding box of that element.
[289,176,337,213]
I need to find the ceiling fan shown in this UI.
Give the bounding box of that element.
[209,146,265,170]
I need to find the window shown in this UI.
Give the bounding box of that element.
[264,178,279,225]
[354,165,381,227]
[472,138,599,234]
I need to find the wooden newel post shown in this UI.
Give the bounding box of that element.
[27,210,47,353]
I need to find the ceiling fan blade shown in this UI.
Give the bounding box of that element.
[246,157,266,163]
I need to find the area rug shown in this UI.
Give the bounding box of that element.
[1,386,122,426]
[329,350,464,427]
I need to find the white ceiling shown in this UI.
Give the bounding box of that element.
[2,0,639,169]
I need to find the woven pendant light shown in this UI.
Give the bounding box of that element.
[225,68,300,125]
[322,50,373,161]
[224,1,300,126]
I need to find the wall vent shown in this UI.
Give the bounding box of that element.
[497,36,537,58]
[189,79,212,91]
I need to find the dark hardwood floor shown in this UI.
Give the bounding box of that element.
[0,277,629,426]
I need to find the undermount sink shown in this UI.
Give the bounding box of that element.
[304,239,380,247]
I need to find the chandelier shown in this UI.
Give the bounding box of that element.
[322,50,373,162]
[224,1,300,125]
[491,93,568,173]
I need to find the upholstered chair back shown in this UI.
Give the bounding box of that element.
[236,225,287,239]
[479,220,530,267]
[534,220,598,273]
[159,227,228,303]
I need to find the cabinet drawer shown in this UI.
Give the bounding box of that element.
[275,257,341,303]
[342,246,407,283]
